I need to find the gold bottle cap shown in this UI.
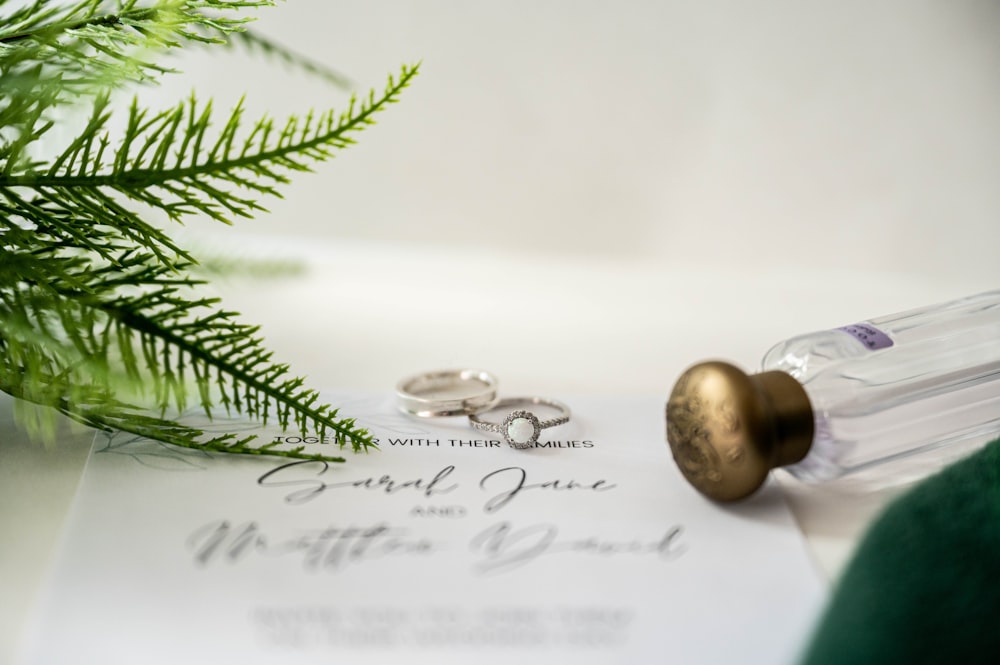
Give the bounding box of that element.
[665,361,815,501]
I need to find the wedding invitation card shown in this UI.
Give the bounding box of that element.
[21,394,824,664]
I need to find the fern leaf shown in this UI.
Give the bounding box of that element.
[226,28,352,89]
[0,243,374,453]
[0,1,415,462]
[1,63,419,233]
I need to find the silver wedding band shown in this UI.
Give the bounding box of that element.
[396,369,499,417]
[468,396,571,449]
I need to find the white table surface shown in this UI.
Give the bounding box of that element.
[1,235,992,662]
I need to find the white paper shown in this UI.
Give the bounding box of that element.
[21,394,824,664]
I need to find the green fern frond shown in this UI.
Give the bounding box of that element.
[1,63,419,263]
[0,185,192,266]
[0,243,374,454]
[89,409,349,464]
[0,1,271,91]
[226,28,352,89]
[105,288,374,450]
[188,251,305,279]
[0,352,348,464]
[0,1,274,174]
[1,1,417,461]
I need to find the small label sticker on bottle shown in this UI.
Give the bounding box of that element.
[837,323,894,351]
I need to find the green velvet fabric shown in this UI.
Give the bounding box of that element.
[800,438,1000,664]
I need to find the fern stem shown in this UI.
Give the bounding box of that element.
[0,8,159,46]
[105,303,372,450]
[0,64,419,192]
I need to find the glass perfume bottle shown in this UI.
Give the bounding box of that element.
[665,290,1000,501]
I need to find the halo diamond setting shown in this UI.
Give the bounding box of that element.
[468,397,571,450]
[502,410,541,449]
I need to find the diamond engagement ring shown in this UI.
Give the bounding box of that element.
[468,397,571,449]
[396,369,499,417]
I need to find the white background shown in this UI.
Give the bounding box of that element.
[142,0,1000,279]
[4,1,1000,662]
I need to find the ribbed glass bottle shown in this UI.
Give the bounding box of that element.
[762,290,1000,484]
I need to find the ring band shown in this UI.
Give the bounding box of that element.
[468,397,571,449]
[396,369,499,417]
